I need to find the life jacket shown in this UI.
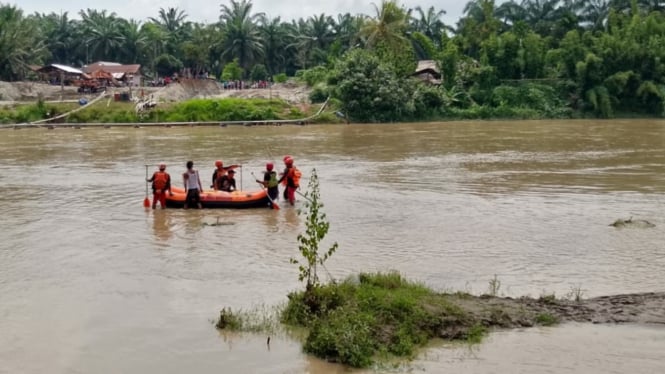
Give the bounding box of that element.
[287,167,301,187]
[213,169,226,188]
[153,171,169,190]
[267,171,278,188]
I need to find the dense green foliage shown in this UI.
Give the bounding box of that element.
[5,0,665,120]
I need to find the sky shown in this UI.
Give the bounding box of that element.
[13,0,473,26]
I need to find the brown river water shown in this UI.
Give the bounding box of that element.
[1,120,664,373]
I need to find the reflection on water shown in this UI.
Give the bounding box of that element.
[1,120,664,373]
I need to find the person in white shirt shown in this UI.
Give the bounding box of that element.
[182,160,203,209]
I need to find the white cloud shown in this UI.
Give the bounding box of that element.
[14,0,468,26]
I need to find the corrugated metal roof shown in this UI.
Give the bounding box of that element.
[82,63,141,74]
[48,64,84,74]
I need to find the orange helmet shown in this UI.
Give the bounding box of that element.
[215,160,223,168]
[159,163,166,170]
[266,162,274,171]
[285,157,294,166]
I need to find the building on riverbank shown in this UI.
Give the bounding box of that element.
[82,61,142,86]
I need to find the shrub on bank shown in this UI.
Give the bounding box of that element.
[281,272,477,368]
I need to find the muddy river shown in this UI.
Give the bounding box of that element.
[1,120,664,373]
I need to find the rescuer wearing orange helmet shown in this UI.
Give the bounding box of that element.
[256,162,279,208]
[146,163,173,209]
[211,160,241,191]
[278,156,301,206]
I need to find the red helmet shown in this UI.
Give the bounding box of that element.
[215,160,223,168]
[285,157,294,166]
[266,162,274,171]
[159,163,166,170]
[283,155,292,162]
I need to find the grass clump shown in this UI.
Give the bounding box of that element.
[215,305,281,334]
[281,271,477,368]
[535,313,559,326]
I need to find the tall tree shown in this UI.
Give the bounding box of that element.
[35,11,78,65]
[259,16,293,74]
[219,0,264,71]
[79,9,125,61]
[361,0,409,49]
[411,5,451,46]
[0,5,47,80]
[119,19,148,64]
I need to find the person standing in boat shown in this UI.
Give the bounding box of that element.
[278,156,301,206]
[256,162,279,208]
[183,161,203,209]
[146,163,173,209]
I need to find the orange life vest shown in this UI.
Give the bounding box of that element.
[153,171,169,190]
[286,167,301,187]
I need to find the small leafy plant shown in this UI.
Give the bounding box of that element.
[290,168,338,290]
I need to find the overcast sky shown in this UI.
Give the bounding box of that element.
[13,0,474,26]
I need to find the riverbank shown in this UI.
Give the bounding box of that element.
[217,272,665,368]
[0,80,339,126]
[0,95,340,127]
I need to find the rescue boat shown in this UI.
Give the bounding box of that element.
[165,187,270,209]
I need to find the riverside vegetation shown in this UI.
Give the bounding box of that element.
[215,170,665,368]
[0,97,341,125]
[4,0,665,123]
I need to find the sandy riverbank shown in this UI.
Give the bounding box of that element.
[0,80,312,106]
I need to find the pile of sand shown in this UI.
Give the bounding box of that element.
[0,81,21,101]
[0,82,80,102]
[1,79,314,105]
[151,80,312,104]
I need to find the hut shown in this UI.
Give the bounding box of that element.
[412,60,441,85]
[36,64,84,85]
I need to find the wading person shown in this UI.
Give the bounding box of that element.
[146,163,173,209]
[183,161,203,209]
[256,162,279,208]
[278,156,301,206]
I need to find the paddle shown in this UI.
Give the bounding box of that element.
[143,164,150,207]
[252,172,280,210]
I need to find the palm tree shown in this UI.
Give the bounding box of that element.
[79,9,125,61]
[0,5,47,80]
[457,0,502,56]
[219,0,264,70]
[411,6,452,45]
[518,0,568,35]
[35,11,77,64]
[360,0,410,49]
[579,0,611,31]
[333,13,364,50]
[259,16,293,75]
[119,19,148,64]
[149,7,188,34]
[149,7,190,53]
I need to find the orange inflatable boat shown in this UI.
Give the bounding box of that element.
[166,187,270,209]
